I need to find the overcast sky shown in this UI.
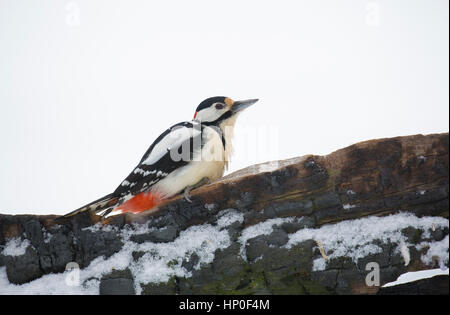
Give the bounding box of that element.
[0,0,448,215]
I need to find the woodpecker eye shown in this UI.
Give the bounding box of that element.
[215,103,225,110]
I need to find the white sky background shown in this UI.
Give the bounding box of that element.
[0,0,448,215]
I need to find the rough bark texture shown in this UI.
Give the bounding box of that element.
[0,133,448,294]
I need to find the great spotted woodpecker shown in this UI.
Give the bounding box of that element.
[64,96,258,217]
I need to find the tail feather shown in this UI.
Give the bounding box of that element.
[63,193,119,218]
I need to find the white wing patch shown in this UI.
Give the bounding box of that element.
[141,123,201,166]
[134,168,157,177]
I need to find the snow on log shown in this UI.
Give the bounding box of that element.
[0,133,448,294]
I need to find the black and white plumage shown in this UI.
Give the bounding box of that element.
[64,96,258,217]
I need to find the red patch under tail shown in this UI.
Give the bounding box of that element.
[116,191,164,214]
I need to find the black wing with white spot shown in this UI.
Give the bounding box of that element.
[113,121,203,197]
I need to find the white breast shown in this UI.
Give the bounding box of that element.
[220,114,238,167]
[151,125,227,198]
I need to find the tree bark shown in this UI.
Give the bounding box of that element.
[0,133,448,294]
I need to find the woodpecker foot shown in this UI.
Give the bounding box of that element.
[184,190,193,203]
[183,177,211,203]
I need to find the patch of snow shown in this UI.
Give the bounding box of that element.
[0,219,231,295]
[238,217,294,260]
[85,221,231,294]
[2,238,30,257]
[121,223,157,239]
[313,258,327,271]
[343,203,356,210]
[216,209,244,229]
[383,268,449,288]
[43,230,53,244]
[0,267,99,295]
[257,161,281,173]
[419,235,449,267]
[1,212,447,294]
[129,224,230,294]
[82,222,118,233]
[286,212,448,271]
[204,203,216,211]
[399,241,410,266]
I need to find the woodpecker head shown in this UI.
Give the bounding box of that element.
[193,96,258,125]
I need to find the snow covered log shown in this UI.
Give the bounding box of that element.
[0,133,448,294]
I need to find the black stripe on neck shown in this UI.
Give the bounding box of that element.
[202,110,233,127]
[201,123,226,149]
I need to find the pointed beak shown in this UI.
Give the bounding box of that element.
[231,99,259,113]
